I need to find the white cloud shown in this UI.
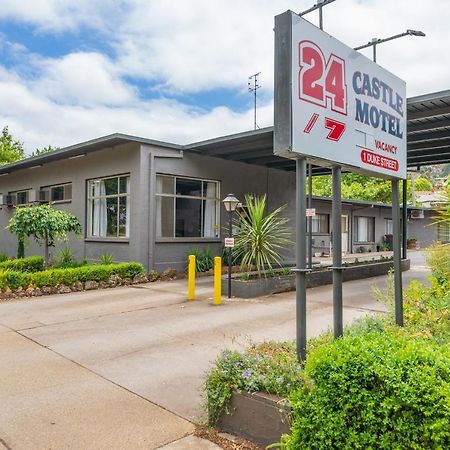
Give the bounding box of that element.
[33,52,136,106]
[0,0,449,153]
[0,63,272,154]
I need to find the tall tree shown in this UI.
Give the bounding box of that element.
[0,126,25,166]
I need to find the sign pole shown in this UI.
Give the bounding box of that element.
[332,167,344,337]
[392,179,404,326]
[295,158,308,360]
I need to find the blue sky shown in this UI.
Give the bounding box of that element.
[0,0,448,154]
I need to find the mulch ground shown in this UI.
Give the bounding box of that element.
[194,426,263,450]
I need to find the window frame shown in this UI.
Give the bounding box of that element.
[9,189,30,206]
[353,216,375,243]
[155,174,221,241]
[86,174,130,240]
[41,182,72,204]
[384,218,393,235]
[307,213,330,234]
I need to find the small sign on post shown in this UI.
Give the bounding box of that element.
[306,208,316,217]
[224,237,235,248]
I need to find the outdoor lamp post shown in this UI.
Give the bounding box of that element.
[222,194,240,298]
[354,29,426,63]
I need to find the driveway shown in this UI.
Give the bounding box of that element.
[0,251,429,449]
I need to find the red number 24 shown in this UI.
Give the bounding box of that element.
[299,41,347,115]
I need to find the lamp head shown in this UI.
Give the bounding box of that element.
[222,194,240,212]
[407,29,426,37]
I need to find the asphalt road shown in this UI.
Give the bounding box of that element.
[0,251,429,449]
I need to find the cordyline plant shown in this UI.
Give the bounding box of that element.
[232,194,292,277]
[7,204,82,266]
[431,181,450,231]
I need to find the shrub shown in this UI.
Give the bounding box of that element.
[0,253,9,263]
[0,256,44,273]
[426,243,450,293]
[283,332,450,450]
[188,247,214,272]
[0,270,30,291]
[99,253,114,265]
[0,262,145,291]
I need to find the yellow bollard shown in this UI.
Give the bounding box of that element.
[188,255,195,300]
[214,256,222,305]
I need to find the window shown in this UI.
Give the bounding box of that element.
[87,175,130,238]
[385,218,393,234]
[42,183,72,203]
[156,175,220,238]
[437,222,450,243]
[307,213,329,233]
[9,190,29,205]
[354,216,375,242]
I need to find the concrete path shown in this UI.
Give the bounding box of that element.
[0,251,429,449]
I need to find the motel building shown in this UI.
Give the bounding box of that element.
[0,90,449,271]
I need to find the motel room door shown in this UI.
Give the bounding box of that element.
[341,215,349,254]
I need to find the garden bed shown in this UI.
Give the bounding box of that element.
[217,391,290,448]
[223,258,410,298]
[0,260,150,299]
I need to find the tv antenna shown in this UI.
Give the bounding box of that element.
[248,72,261,130]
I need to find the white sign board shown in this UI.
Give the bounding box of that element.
[306,208,316,217]
[274,11,407,179]
[224,238,235,248]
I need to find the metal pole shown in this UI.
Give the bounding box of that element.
[319,5,323,29]
[392,179,403,326]
[308,163,313,269]
[254,87,257,130]
[402,179,408,260]
[332,167,343,337]
[295,158,308,360]
[228,210,232,298]
[373,44,377,63]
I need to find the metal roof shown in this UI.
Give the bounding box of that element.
[1,90,449,177]
[185,89,450,174]
[0,133,181,175]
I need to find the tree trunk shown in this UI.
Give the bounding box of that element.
[17,237,25,259]
[44,240,49,267]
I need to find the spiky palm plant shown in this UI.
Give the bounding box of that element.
[232,194,292,277]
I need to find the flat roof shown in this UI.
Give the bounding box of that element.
[1,90,449,176]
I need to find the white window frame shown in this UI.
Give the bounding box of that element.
[384,218,393,235]
[9,189,30,205]
[41,182,72,203]
[155,174,220,239]
[354,216,375,243]
[307,213,329,234]
[87,174,130,239]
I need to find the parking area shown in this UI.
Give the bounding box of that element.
[0,251,429,449]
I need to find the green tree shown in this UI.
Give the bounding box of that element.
[0,126,25,166]
[312,173,411,204]
[30,145,59,157]
[7,205,82,265]
[232,194,292,277]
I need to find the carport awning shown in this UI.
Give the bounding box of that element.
[185,89,450,174]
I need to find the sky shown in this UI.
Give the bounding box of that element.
[0,0,449,154]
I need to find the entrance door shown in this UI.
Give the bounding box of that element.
[341,215,349,254]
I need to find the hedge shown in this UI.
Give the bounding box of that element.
[284,331,450,450]
[0,262,145,292]
[0,256,44,273]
